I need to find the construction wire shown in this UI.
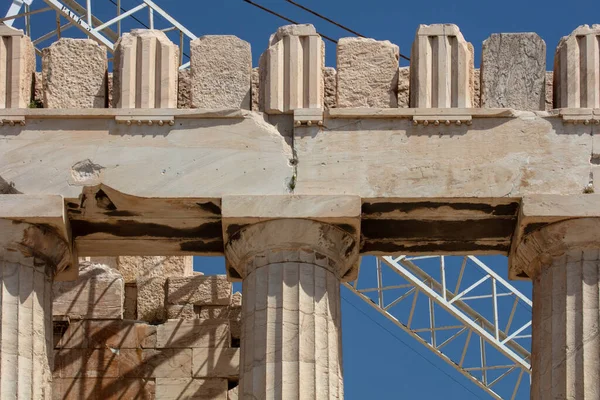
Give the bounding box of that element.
[105,0,190,60]
[242,0,337,43]
[284,0,410,61]
[341,293,484,399]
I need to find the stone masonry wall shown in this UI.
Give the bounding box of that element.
[53,258,241,400]
[20,23,589,113]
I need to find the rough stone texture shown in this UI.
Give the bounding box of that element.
[251,67,260,111]
[42,38,107,108]
[0,220,56,399]
[531,249,600,399]
[472,68,481,108]
[410,24,474,108]
[197,306,229,320]
[107,72,113,109]
[137,276,166,324]
[116,256,193,283]
[155,378,228,400]
[191,35,251,109]
[53,378,155,399]
[157,319,230,348]
[336,37,399,108]
[228,386,238,400]
[33,71,43,107]
[545,71,554,110]
[324,66,337,109]
[56,320,157,349]
[481,33,546,110]
[53,260,124,319]
[113,29,179,108]
[167,304,196,319]
[554,24,600,108]
[238,260,343,399]
[263,24,324,113]
[397,66,410,108]
[178,68,192,108]
[167,275,231,306]
[0,24,35,108]
[230,292,242,307]
[192,347,239,378]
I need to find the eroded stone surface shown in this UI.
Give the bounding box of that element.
[156,319,230,348]
[53,260,124,319]
[251,67,260,111]
[545,71,554,110]
[324,66,337,109]
[42,38,107,108]
[398,66,410,108]
[137,276,166,323]
[155,378,228,400]
[116,256,193,283]
[178,69,192,108]
[191,35,251,109]
[337,37,399,108]
[167,275,231,306]
[481,33,546,110]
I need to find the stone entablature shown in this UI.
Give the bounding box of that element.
[2,23,599,113]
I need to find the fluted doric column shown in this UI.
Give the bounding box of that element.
[0,195,74,399]
[513,217,600,399]
[225,217,358,400]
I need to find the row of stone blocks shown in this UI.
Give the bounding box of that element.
[1,22,599,111]
[52,257,241,399]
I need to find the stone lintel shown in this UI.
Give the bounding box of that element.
[0,194,77,280]
[0,23,24,36]
[509,194,600,279]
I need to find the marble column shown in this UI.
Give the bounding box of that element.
[225,219,357,400]
[513,218,600,400]
[0,219,71,399]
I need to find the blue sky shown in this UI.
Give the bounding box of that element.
[12,0,600,398]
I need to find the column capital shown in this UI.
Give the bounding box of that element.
[221,195,361,281]
[509,194,600,279]
[0,194,77,280]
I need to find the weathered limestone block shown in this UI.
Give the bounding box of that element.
[53,260,124,319]
[33,71,43,107]
[554,25,600,108]
[228,386,238,400]
[167,304,196,319]
[251,67,260,111]
[472,68,481,108]
[410,24,474,108]
[263,24,324,113]
[119,348,192,378]
[56,320,157,349]
[191,35,251,109]
[545,71,554,110]
[157,319,230,348]
[53,378,155,399]
[0,24,35,108]
[54,348,120,378]
[42,38,107,108]
[324,66,337,109]
[178,68,192,108]
[398,66,410,108]
[230,291,242,307]
[137,276,166,323]
[156,378,228,400]
[113,29,178,108]
[192,347,239,378]
[116,256,193,283]
[197,305,229,320]
[481,33,546,110]
[336,37,399,108]
[167,275,231,306]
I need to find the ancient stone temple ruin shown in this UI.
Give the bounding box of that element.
[1,19,600,399]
